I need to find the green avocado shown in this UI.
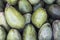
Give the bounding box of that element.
[23,24,37,40]
[5,6,25,29]
[32,8,47,28]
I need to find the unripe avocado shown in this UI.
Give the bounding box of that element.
[23,24,37,40]
[0,12,10,31]
[18,0,32,13]
[5,6,25,29]
[32,8,47,28]
[7,29,21,40]
[38,23,52,40]
[6,0,17,5]
[43,0,55,4]
[48,4,60,19]
[0,26,6,40]
[28,0,40,5]
[53,20,60,40]
[24,13,31,24]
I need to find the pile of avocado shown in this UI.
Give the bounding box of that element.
[0,0,60,40]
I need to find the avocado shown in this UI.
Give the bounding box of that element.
[7,29,21,40]
[23,24,37,40]
[32,8,47,28]
[38,23,52,40]
[5,6,25,29]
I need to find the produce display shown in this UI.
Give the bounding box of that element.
[0,0,60,40]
